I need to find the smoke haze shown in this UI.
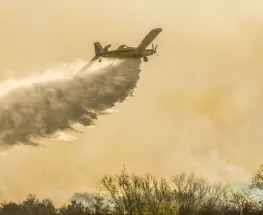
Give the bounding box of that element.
[0,0,262,206]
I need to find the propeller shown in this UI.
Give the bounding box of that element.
[151,43,159,56]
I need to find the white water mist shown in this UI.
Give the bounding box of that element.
[0,58,141,145]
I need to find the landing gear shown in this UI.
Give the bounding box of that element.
[143,56,148,62]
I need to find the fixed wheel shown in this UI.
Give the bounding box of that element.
[143,56,148,62]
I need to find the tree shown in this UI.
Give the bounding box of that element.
[21,194,57,215]
[250,164,263,193]
[100,168,177,215]
[172,173,229,215]
[250,164,263,190]
[0,194,57,215]
[196,183,230,215]
[59,200,90,215]
[71,192,111,215]
[0,201,26,215]
[225,189,261,215]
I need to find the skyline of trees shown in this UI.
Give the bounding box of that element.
[1,165,263,215]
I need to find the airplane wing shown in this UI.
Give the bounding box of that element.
[136,28,162,52]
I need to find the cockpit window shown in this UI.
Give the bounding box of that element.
[117,44,127,49]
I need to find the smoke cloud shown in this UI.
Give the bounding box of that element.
[0,0,262,206]
[0,59,141,146]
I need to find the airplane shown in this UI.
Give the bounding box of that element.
[91,28,162,62]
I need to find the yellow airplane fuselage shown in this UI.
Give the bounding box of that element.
[97,48,155,59]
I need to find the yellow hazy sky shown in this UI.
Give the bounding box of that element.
[0,0,263,205]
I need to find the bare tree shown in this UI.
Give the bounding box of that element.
[172,173,229,215]
[172,173,209,214]
[197,183,230,215]
[225,189,259,215]
[100,168,177,215]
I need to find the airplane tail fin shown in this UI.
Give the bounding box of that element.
[94,42,103,56]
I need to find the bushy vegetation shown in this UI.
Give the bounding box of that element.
[1,166,263,215]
